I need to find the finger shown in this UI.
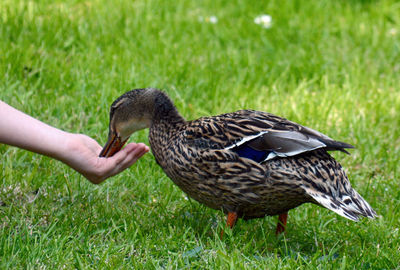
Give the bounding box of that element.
[114,143,149,170]
[109,143,138,164]
[118,144,149,170]
[106,143,149,176]
[95,142,149,181]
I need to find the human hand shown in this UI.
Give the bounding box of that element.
[61,134,149,184]
[0,100,149,184]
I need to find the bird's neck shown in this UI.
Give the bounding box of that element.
[148,97,185,165]
[151,92,185,126]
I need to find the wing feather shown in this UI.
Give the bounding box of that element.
[185,110,353,162]
[217,110,354,162]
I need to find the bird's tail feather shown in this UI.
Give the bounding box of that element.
[305,187,377,221]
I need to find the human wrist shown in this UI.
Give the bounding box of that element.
[52,132,79,164]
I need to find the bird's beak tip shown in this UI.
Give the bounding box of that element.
[99,133,127,158]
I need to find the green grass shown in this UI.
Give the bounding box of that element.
[1,0,399,268]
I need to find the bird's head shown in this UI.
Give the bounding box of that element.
[99,88,157,157]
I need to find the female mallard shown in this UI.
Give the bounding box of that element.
[100,88,376,234]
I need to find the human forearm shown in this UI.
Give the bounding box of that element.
[0,100,70,160]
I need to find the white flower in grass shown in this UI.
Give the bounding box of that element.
[388,28,397,36]
[254,14,272,29]
[208,16,218,24]
[198,15,218,24]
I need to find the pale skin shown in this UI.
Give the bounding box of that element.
[0,100,149,184]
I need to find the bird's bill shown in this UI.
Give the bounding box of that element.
[99,133,128,157]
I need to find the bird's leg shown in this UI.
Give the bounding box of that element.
[220,212,238,238]
[275,212,288,235]
[227,212,238,228]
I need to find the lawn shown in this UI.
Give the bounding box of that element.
[1,0,399,268]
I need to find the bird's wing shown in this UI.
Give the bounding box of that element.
[185,110,353,163]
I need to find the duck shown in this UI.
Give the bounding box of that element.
[99,88,377,235]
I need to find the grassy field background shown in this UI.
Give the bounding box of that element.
[1,0,399,268]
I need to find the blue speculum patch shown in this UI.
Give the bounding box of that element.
[232,144,270,163]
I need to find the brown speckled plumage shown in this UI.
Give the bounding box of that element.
[101,88,377,234]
